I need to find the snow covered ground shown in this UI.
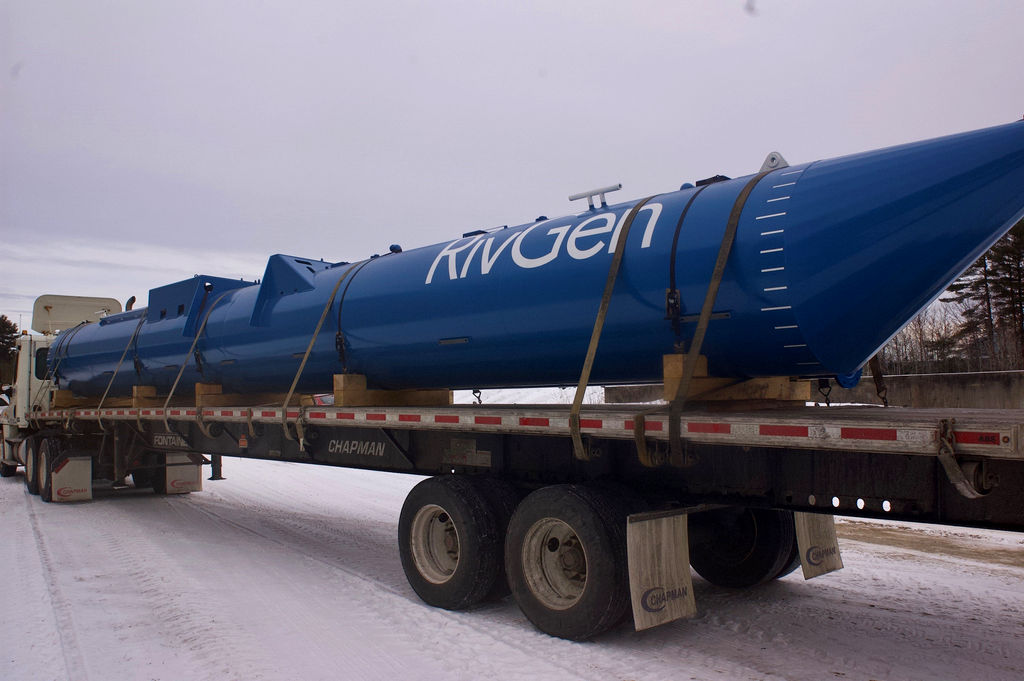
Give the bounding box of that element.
[3,458,1023,681]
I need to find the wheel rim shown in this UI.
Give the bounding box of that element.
[521,517,587,611]
[409,504,460,584]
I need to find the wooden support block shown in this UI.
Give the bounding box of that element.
[194,383,223,398]
[662,354,715,401]
[334,373,367,393]
[194,385,311,407]
[693,376,812,402]
[663,355,811,403]
[333,374,453,407]
[132,385,164,408]
[52,390,95,409]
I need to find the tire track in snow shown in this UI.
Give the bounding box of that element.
[181,494,600,681]
[25,492,90,681]
[86,508,276,681]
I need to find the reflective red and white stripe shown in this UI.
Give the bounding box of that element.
[27,406,1018,458]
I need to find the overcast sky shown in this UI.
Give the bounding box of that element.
[2,1,1022,330]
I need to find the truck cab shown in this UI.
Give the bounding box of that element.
[1,295,121,475]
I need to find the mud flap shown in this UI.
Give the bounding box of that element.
[626,510,697,631]
[50,456,92,502]
[794,512,844,579]
[165,453,203,494]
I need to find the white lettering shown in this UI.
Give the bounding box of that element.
[426,235,483,284]
[607,203,664,253]
[458,230,519,278]
[458,240,484,279]
[480,231,519,274]
[512,223,571,269]
[567,213,615,260]
[425,203,664,283]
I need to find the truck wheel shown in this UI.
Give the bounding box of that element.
[24,440,40,495]
[0,438,16,477]
[398,475,506,611]
[505,484,633,641]
[150,453,167,494]
[39,438,58,503]
[688,507,797,588]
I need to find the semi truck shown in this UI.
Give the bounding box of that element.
[4,121,1024,640]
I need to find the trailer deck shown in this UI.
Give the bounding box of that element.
[31,402,1024,459]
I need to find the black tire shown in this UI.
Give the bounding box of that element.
[772,527,801,580]
[477,478,521,601]
[130,452,160,490]
[131,468,155,490]
[150,453,167,494]
[39,438,57,503]
[24,439,40,495]
[505,484,633,641]
[0,461,15,477]
[398,475,507,611]
[688,507,797,588]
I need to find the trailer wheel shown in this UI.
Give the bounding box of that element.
[0,461,15,477]
[773,530,801,580]
[130,452,160,490]
[505,484,633,641]
[688,507,797,588]
[398,475,507,610]
[24,439,40,495]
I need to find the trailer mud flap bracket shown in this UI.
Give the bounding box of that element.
[627,509,697,631]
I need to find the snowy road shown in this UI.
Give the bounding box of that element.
[3,459,1023,681]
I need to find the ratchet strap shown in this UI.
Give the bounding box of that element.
[281,260,367,442]
[161,290,233,434]
[28,321,88,429]
[94,312,148,432]
[666,185,710,346]
[570,196,658,461]
[869,354,888,407]
[664,170,773,467]
[335,259,375,371]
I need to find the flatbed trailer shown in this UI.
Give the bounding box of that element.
[6,390,1024,638]
[21,400,1024,531]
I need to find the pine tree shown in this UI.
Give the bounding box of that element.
[0,315,18,384]
[944,218,1024,369]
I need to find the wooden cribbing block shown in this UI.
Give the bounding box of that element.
[132,385,164,408]
[194,383,311,407]
[52,390,97,409]
[695,376,812,402]
[663,354,811,402]
[662,354,733,401]
[334,374,452,407]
